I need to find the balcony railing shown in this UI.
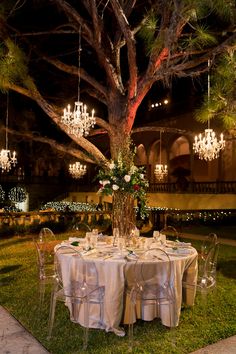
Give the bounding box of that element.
[148,181,236,194]
[1,175,236,194]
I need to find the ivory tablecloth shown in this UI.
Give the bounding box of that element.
[57,244,198,335]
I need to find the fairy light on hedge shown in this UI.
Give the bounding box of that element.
[0,185,5,201]
[8,187,27,203]
[40,201,97,212]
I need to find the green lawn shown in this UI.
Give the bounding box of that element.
[0,234,236,354]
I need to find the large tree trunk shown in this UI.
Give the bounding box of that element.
[109,108,138,239]
[112,191,136,241]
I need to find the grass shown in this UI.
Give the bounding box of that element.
[0,233,236,354]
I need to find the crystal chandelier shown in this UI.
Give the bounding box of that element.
[69,162,87,179]
[154,131,168,181]
[193,60,225,161]
[0,93,17,172]
[61,27,95,137]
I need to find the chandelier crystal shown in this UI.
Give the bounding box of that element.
[194,60,225,161]
[154,131,168,181]
[0,93,17,172]
[0,149,17,172]
[69,162,87,179]
[61,27,95,137]
[193,129,225,161]
[154,163,168,181]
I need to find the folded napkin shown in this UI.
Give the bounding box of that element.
[176,241,192,247]
[81,249,97,256]
[166,247,192,255]
[69,237,80,242]
[126,251,138,260]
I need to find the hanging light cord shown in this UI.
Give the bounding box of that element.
[207,59,211,129]
[159,130,162,164]
[77,26,82,103]
[5,93,9,150]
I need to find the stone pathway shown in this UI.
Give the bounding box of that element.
[0,306,50,354]
[189,335,236,354]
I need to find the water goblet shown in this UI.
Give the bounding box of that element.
[117,237,125,255]
[113,227,119,246]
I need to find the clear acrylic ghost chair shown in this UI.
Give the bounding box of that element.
[33,229,57,307]
[39,227,56,242]
[48,244,105,350]
[197,241,220,294]
[160,225,179,242]
[126,248,176,349]
[200,233,218,261]
[182,240,220,314]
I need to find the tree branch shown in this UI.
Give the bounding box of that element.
[53,0,93,42]
[40,55,108,102]
[5,81,108,166]
[110,0,137,100]
[3,127,96,164]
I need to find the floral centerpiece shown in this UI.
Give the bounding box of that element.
[97,151,149,238]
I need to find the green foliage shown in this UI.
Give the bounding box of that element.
[190,0,235,23]
[138,10,164,55]
[97,152,149,219]
[182,25,217,50]
[195,51,236,127]
[0,39,30,91]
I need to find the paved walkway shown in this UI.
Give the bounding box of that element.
[1,305,236,354]
[0,306,50,354]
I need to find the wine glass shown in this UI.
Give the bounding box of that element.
[117,237,125,254]
[113,227,119,246]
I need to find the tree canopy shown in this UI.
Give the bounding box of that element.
[0,0,235,167]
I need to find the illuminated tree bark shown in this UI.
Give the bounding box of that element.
[0,0,235,222]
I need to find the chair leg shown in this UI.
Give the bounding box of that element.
[47,293,57,339]
[128,300,135,351]
[39,281,45,309]
[83,300,89,350]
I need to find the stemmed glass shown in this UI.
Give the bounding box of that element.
[117,237,125,255]
[113,227,119,246]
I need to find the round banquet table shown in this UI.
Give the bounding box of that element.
[56,239,198,336]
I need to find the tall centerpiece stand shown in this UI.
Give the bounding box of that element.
[97,144,149,245]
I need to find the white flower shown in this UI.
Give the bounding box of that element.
[112,184,119,191]
[130,166,137,174]
[109,161,115,169]
[140,174,144,179]
[124,175,131,182]
[102,180,110,186]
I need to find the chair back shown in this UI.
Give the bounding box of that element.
[129,248,173,300]
[33,228,56,280]
[54,245,100,298]
[160,225,179,240]
[200,233,218,257]
[198,242,220,289]
[39,227,56,242]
